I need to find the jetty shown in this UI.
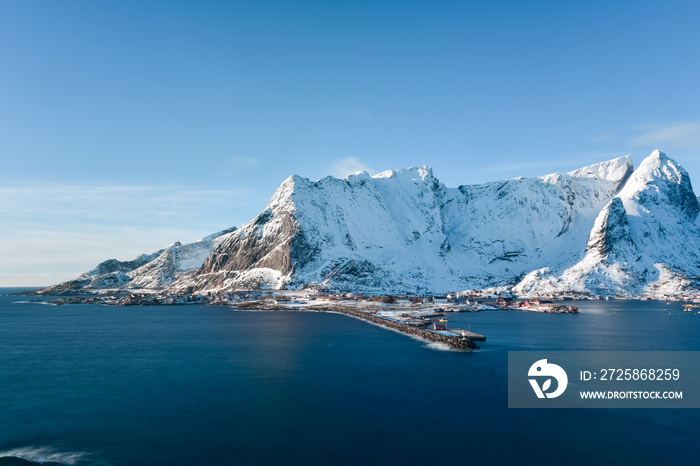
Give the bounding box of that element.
[315,306,484,350]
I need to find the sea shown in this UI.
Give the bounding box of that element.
[1,288,699,465]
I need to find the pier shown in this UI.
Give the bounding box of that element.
[315,306,484,350]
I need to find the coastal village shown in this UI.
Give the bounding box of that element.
[38,288,693,351]
[35,287,700,350]
[41,288,590,312]
[46,287,699,309]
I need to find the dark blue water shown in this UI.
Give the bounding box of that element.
[1,289,699,465]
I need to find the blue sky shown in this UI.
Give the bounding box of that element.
[2,0,700,286]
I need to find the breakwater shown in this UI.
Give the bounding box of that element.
[312,305,481,350]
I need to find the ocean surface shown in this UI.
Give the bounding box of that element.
[1,288,699,465]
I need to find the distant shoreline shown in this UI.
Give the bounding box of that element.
[18,293,487,351]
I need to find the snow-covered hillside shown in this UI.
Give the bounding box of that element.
[514,151,700,297]
[170,154,637,294]
[39,151,700,298]
[39,227,236,294]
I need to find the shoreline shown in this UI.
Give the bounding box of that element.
[18,295,484,351]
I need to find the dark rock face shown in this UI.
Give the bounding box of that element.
[188,209,304,289]
[201,210,296,274]
[289,228,321,272]
[319,259,381,287]
[674,170,699,221]
[586,197,635,260]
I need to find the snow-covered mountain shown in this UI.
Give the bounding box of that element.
[514,151,700,297]
[170,156,631,294]
[39,151,700,298]
[39,227,236,294]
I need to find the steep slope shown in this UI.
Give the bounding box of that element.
[171,156,634,293]
[439,156,632,286]
[178,168,449,292]
[514,151,700,297]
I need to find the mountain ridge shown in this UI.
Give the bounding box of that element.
[37,151,700,298]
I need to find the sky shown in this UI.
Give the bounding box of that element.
[2,0,700,286]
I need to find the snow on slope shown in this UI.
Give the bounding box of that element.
[514,151,700,297]
[440,156,632,286]
[178,168,450,292]
[289,157,633,292]
[289,167,450,292]
[127,228,238,289]
[170,155,636,294]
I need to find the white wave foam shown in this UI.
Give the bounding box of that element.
[423,341,460,352]
[0,446,88,464]
[11,300,57,306]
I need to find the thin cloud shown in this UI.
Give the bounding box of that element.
[0,273,81,288]
[629,120,700,149]
[0,225,209,266]
[329,157,375,178]
[0,225,214,286]
[0,183,268,286]
[0,185,257,221]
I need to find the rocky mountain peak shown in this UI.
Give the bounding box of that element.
[373,165,434,181]
[619,150,699,221]
[585,197,635,260]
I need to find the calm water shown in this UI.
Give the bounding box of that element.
[1,289,699,465]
